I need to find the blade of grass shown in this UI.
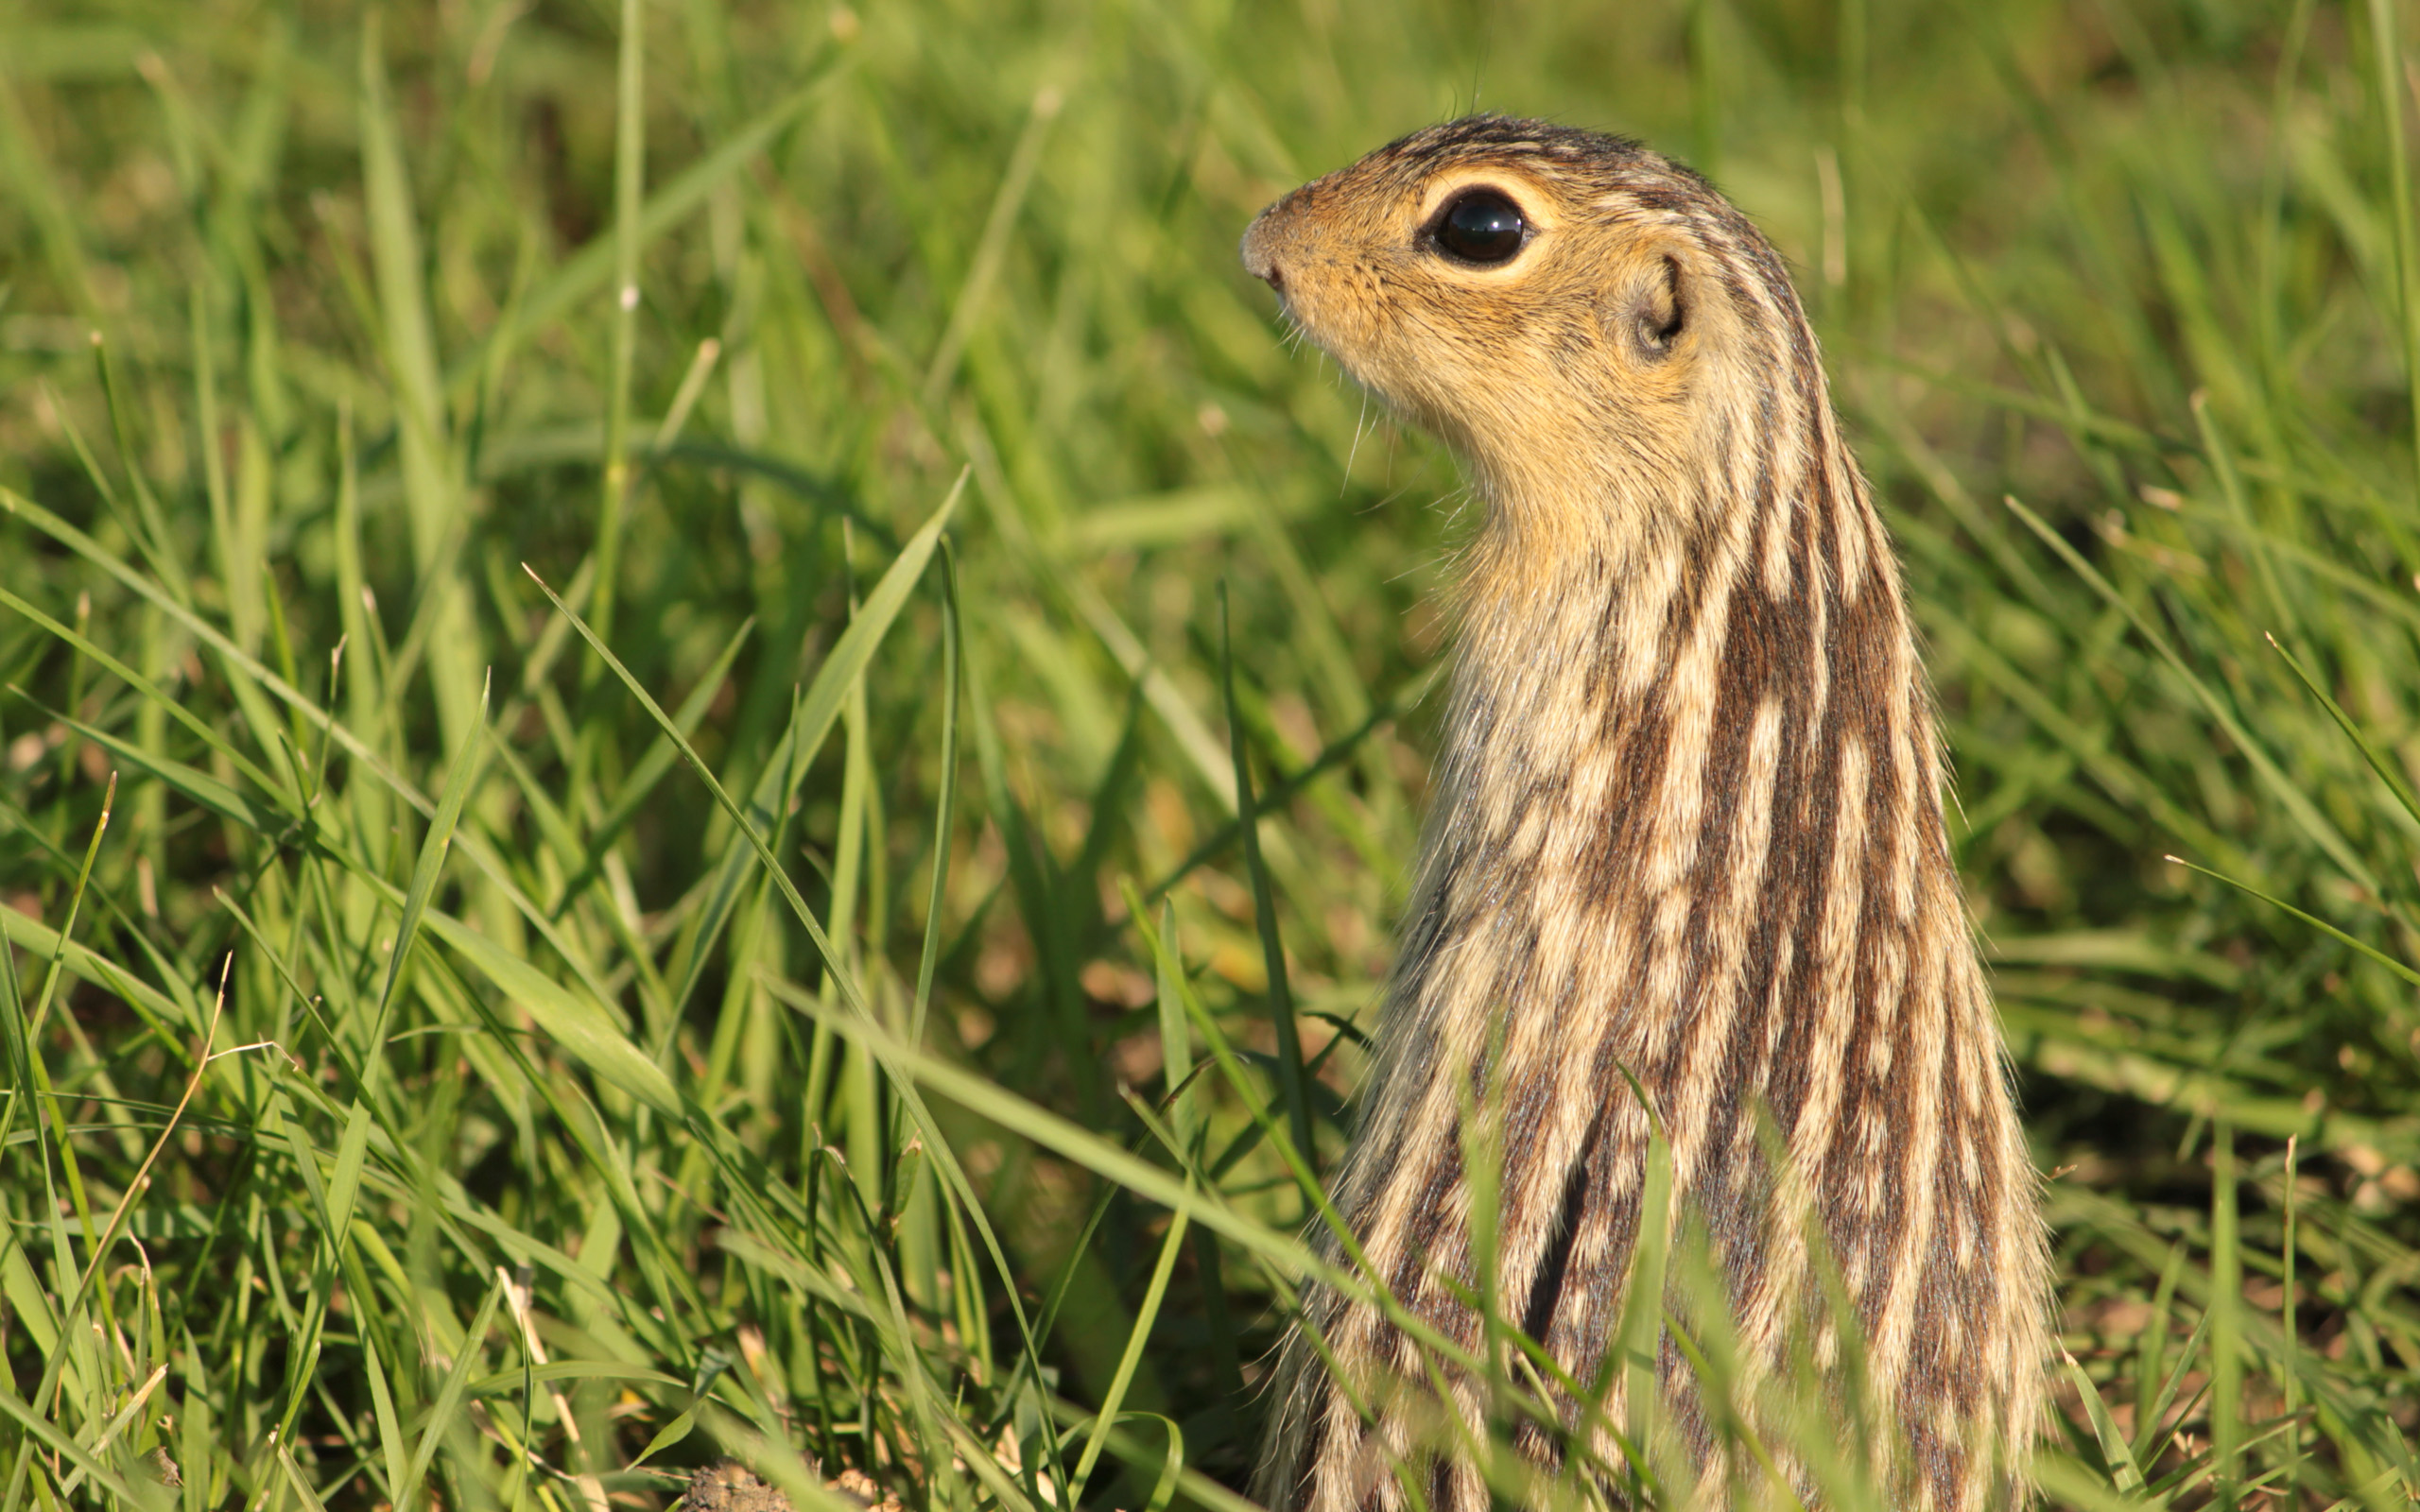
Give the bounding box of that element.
[358,13,481,749]
[2211,1121,2242,1507]
[399,1277,505,1512]
[908,543,961,1048]
[662,471,966,1016]
[2265,632,2420,834]
[361,672,489,1101]
[2063,1349,2149,1493]
[2162,854,2420,988]
[1218,582,1312,1169]
[588,0,646,654]
[1065,1195,1188,1506]
[2281,1134,2304,1497]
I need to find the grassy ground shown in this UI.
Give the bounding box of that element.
[3,0,2418,1507]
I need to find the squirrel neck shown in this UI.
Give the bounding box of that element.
[1426,388,1956,953]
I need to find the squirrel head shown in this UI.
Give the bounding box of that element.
[1242,115,1823,562]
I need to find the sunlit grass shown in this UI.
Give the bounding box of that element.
[1,1,2416,1508]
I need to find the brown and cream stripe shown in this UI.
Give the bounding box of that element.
[1240,117,2048,1511]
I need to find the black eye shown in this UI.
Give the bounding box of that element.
[1430,191,1528,265]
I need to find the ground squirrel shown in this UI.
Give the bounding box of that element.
[1239,115,2048,1511]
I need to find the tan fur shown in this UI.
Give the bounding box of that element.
[1239,116,2048,1511]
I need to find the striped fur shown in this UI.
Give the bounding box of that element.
[1239,117,2048,1511]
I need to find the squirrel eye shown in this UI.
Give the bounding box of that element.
[1430,191,1528,265]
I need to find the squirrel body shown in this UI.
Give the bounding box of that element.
[1240,116,2048,1512]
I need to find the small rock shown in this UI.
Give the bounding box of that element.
[683,1460,791,1512]
[681,1458,904,1512]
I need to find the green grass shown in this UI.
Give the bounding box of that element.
[2,0,2418,1507]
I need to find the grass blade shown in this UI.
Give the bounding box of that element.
[399,1275,505,1512]
[2162,854,2420,988]
[1218,582,1313,1169]
[362,672,490,1101]
[1066,1197,1188,1504]
[2062,1349,2150,1493]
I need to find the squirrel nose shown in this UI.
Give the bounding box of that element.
[1239,210,1288,291]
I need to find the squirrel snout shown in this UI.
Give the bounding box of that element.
[1239,207,1288,292]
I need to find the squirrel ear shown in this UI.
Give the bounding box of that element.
[1630,255,1685,358]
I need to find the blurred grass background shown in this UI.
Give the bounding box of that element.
[3,0,2419,1506]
